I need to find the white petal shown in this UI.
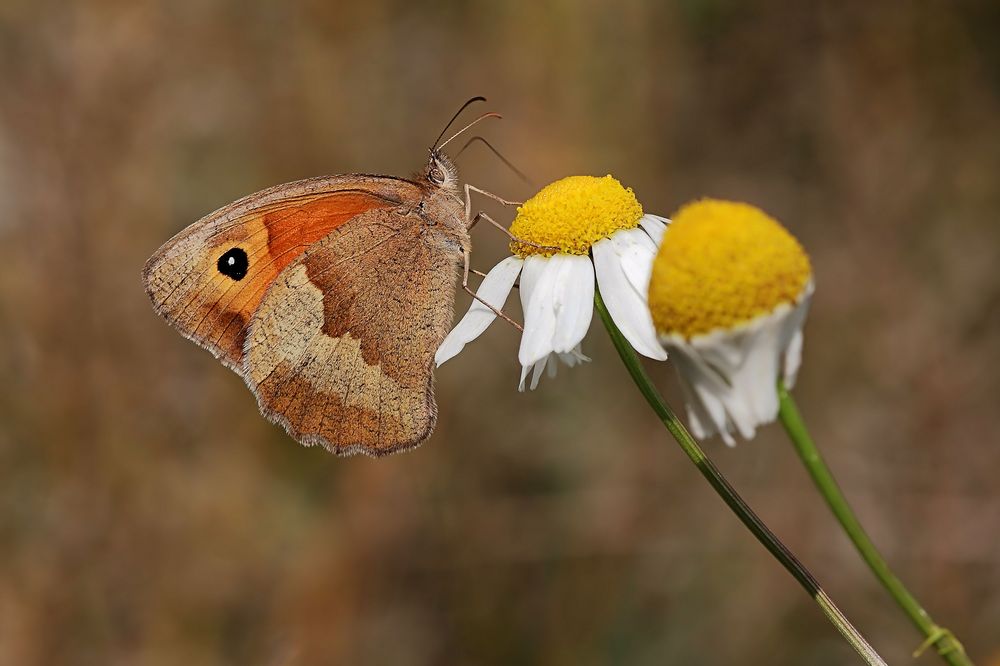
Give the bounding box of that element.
[530,356,547,389]
[518,355,547,392]
[781,288,812,387]
[669,344,739,445]
[518,362,532,392]
[611,228,657,296]
[687,330,759,440]
[516,345,590,391]
[659,290,811,445]
[729,325,782,434]
[435,256,523,366]
[519,255,561,367]
[592,235,668,360]
[639,214,669,246]
[783,330,804,388]
[518,253,544,305]
[551,256,594,354]
[559,345,590,367]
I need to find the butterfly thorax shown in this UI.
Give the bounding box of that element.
[413,151,470,257]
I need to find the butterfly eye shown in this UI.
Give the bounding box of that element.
[429,167,445,184]
[217,247,248,281]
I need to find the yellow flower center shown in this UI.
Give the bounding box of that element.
[509,175,644,257]
[648,199,813,338]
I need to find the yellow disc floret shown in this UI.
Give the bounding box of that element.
[509,175,643,256]
[648,199,812,338]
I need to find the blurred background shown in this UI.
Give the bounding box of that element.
[1,1,998,664]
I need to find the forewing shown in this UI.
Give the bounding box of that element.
[142,176,418,369]
[243,208,462,456]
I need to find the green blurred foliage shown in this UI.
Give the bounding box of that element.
[1,1,998,664]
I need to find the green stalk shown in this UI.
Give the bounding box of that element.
[777,381,973,665]
[594,290,885,666]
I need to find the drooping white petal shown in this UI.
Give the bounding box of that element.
[518,255,562,367]
[516,346,591,391]
[530,356,548,389]
[781,288,812,387]
[592,233,668,360]
[669,348,738,445]
[551,255,594,354]
[519,254,595,371]
[518,362,533,392]
[560,346,590,366]
[518,254,594,391]
[435,256,523,366]
[727,324,783,437]
[551,345,590,377]
[518,356,547,392]
[784,330,804,387]
[660,289,812,444]
[612,228,657,298]
[639,214,669,246]
[518,252,546,305]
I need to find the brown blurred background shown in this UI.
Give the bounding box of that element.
[1,1,998,664]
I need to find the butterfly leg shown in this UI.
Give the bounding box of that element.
[470,267,520,289]
[463,184,557,252]
[462,248,524,332]
[463,183,522,225]
[468,211,558,254]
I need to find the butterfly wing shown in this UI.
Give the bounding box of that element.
[243,206,463,456]
[143,175,417,370]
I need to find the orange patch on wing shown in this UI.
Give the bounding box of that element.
[199,191,397,362]
[263,192,396,274]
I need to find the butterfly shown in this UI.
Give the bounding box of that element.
[143,98,520,457]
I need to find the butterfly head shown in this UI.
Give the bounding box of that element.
[423,149,460,194]
[424,97,500,198]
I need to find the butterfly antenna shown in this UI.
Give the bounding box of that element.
[455,136,534,186]
[431,96,487,151]
[436,112,502,151]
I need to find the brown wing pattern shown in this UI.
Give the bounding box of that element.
[243,207,462,456]
[142,176,418,369]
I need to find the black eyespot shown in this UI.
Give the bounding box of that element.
[217,247,248,280]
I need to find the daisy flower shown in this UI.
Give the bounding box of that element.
[435,175,669,390]
[647,199,814,445]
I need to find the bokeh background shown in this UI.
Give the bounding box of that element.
[1,1,998,664]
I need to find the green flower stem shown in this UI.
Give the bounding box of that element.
[777,381,973,665]
[594,290,885,666]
